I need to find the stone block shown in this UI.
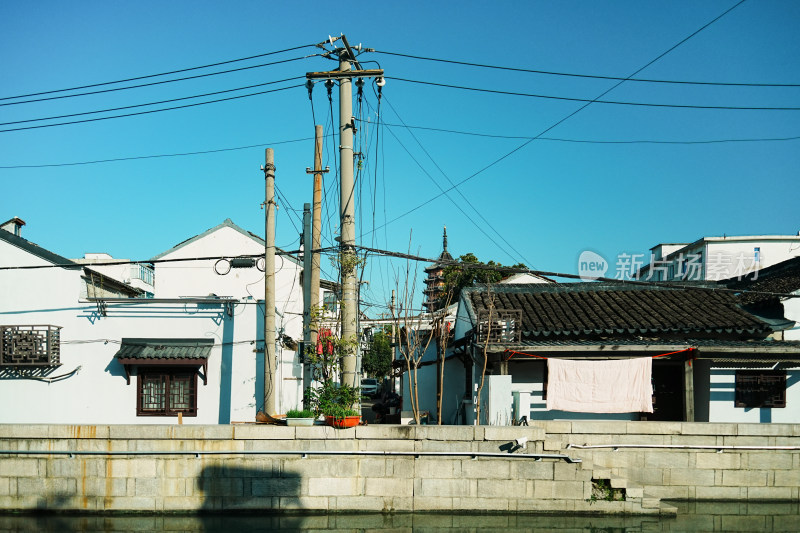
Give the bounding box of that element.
[416,425,473,442]
[512,460,553,480]
[135,478,160,497]
[670,434,718,446]
[644,485,689,500]
[418,478,474,498]
[476,479,525,498]
[627,421,682,435]
[721,436,769,447]
[695,486,746,500]
[542,440,563,451]
[412,496,454,511]
[737,423,793,436]
[642,451,690,469]
[0,425,50,438]
[386,457,415,477]
[453,496,509,511]
[46,425,110,439]
[569,421,627,435]
[680,423,737,436]
[307,477,357,497]
[626,487,644,498]
[539,420,571,434]
[517,497,573,513]
[109,425,173,440]
[359,439,415,452]
[103,496,157,511]
[721,469,767,487]
[251,477,302,497]
[532,479,584,500]
[413,457,454,478]
[483,426,544,442]
[695,452,741,470]
[330,495,386,512]
[461,458,509,479]
[742,450,792,470]
[234,425,296,440]
[357,458,386,478]
[590,450,644,469]
[354,425,415,440]
[553,462,585,481]
[161,496,206,511]
[774,470,800,487]
[278,496,329,510]
[0,458,39,477]
[16,478,46,496]
[667,468,714,487]
[747,486,794,500]
[364,478,413,498]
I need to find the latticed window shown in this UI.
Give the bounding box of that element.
[477,310,521,343]
[735,370,786,408]
[1,325,61,366]
[137,368,197,416]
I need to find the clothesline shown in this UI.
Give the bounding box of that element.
[504,347,694,362]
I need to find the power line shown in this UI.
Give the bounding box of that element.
[387,76,800,111]
[0,136,318,169]
[0,44,316,103]
[366,0,750,235]
[5,244,797,300]
[375,50,800,88]
[0,84,303,133]
[0,76,305,127]
[372,121,800,145]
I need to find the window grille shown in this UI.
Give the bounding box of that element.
[477,310,521,343]
[137,369,197,416]
[735,370,786,408]
[0,325,61,366]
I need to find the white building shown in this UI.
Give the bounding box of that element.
[0,218,322,424]
[639,235,800,282]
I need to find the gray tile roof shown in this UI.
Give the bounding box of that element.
[114,338,214,360]
[464,282,773,340]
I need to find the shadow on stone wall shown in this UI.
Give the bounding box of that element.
[198,463,301,513]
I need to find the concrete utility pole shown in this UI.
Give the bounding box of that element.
[302,202,312,399]
[304,125,327,396]
[306,35,384,393]
[262,148,277,416]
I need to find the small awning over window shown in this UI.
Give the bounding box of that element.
[114,338,213,385]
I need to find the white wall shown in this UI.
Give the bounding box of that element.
[707,368,800,423]
[152,224,305,413]
[1,239,262,424]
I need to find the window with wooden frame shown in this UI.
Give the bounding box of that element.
[137,367,198,416]
[735,370,786,408]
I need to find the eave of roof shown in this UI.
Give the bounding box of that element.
[0,228,78,269]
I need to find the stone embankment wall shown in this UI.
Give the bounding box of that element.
[0,422,797,515]
[541,421,800,502]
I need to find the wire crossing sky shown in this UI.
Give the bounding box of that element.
[1,1,799,315]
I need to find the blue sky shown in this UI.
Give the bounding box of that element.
[1,1,798,315]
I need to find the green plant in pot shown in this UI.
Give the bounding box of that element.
[304,381,361,428]
[284,408,315,426]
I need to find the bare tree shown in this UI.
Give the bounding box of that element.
[474,287,495,425]
[391,247,437,425]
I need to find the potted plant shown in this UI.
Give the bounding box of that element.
[305,381,362,429]
[284,408,315,426]
[325,404,361,429]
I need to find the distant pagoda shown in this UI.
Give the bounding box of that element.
[423,227,455,312]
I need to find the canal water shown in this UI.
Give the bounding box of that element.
[1,502,798,532]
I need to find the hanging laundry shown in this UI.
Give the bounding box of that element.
[546,357,653,413]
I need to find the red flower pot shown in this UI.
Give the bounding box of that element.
[325,415,361,429]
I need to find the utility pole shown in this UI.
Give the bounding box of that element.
[304,125,327,396]
[301,202,312,399]
[306,35,384,394]
[262,148,277,416]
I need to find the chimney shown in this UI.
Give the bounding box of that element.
[0,217,25,237]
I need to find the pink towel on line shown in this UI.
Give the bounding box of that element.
[546,357,653,413]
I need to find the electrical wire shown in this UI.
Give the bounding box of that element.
[374,49,800,88]
[0,136,318,169]
[0,84,303,133]
[1,44,316,103]
[381,94,532,267]
[369,122,800,146]
[386,76,800,112]
[365,0,751,236]
[0,76,305,127]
